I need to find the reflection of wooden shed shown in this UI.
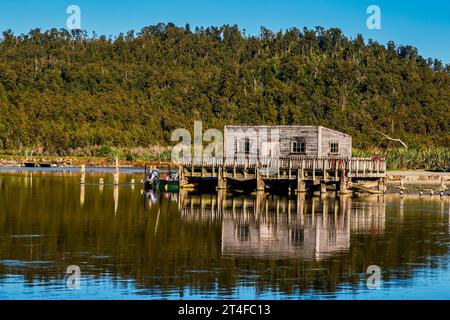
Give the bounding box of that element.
[221,217,350,260]
[224,125,352,159]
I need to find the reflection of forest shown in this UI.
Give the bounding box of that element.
[0,172,449,296]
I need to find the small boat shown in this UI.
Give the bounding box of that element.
[39,163,52,168]
[23,162,37,167]
[143,167,179,192]
[159,180,179,192]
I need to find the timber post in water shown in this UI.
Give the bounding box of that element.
[113,158,120,185]
[217,166,227,190]
[179,125,387,194]
[80,164,86,185]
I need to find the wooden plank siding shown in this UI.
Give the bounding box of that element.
[318,127,352,158]
[224,125,352,159]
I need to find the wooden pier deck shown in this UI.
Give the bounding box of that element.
[179,156,387,194]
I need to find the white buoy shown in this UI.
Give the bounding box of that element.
[130,179,135,184]
[99,178,104,185]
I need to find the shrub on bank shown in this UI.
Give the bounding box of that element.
[353,147,449,171]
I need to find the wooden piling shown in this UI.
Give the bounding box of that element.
[113,159,120,185]
[378,177,386,193]
[217,166,227,190]
[312,160,316,182]
[339,171,348,194]
[297,168,306,193]
[243,163,247,178]
[256,167,265,192]
[320,181,327,194]
[179,166,190,188]
[80,164,86,185]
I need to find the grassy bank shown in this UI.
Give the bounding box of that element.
[0,146,172,168]
[353,147,449,171]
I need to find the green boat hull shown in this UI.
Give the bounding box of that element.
[158,180,180,192]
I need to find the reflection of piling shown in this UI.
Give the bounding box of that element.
[399,196,404,219]
[113,185,119,215]
[178,189,187,211]
[80,184,85,207]
[113,173,120,185]
[297,193,305,226]
[255,191,265,215]
[25,171,33,189]
[99,178,104,192]
[322,196,328,224]
[217,190,226,215]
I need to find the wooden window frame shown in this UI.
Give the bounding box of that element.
[291,139,306,154]
[330,141,339,154]
[238,138,251,155]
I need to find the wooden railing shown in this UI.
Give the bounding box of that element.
[181,156,386,173]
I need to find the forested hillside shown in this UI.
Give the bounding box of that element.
[0,23,448,154]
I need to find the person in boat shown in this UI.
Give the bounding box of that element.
[143,167,160,188]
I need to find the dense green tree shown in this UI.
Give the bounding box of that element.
[0,24,448,154]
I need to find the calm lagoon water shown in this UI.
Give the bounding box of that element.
[0,169,449,300]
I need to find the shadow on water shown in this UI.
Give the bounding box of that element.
[0,170,449,298]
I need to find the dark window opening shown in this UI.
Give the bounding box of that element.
[292,140,306,154]
[330,142,339,154]
[239,138,251,155]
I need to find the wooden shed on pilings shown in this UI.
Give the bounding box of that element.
[179,125,386,194]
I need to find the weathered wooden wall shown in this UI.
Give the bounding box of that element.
[224,125,352,158]
[318,127,352,158]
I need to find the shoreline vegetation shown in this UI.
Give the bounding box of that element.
[0,146,447,171]
[0,146,448,195]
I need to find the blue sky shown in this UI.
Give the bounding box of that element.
[0,0,449,63]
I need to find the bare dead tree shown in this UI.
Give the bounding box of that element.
[376,130,408,148]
